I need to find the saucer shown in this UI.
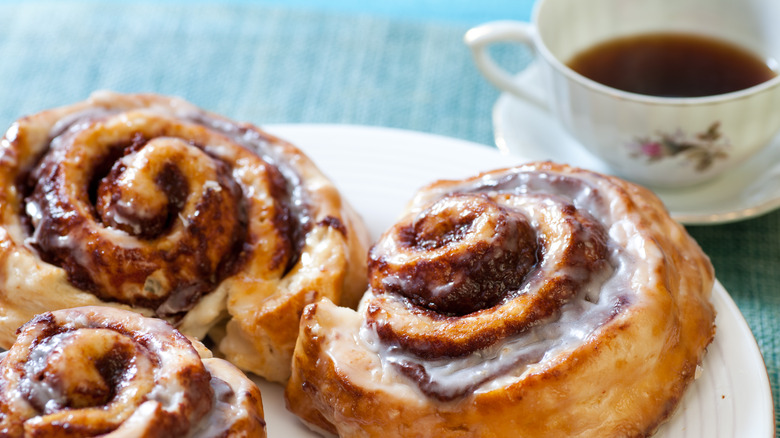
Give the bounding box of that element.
[492,62,780,225]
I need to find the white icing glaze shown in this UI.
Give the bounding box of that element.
[187,358,265,438]
[360,167,646,399]
[21,334,68,413]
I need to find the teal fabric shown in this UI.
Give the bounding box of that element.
[0,1,521,143]
[195,0,535,24]
[0,1,777,436]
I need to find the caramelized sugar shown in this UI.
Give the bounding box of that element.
[567,32,777,97]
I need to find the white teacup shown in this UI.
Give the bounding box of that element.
[465,0,780,188]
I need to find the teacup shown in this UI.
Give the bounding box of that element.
[465,0,780,188]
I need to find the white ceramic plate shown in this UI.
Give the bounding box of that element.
[256,124,774,438]
[492,63,780,225]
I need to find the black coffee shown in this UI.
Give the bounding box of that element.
[567,32,777,97]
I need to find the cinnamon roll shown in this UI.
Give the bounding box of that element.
[285,162,716,437]
[0,306,265,437]
[0,91,369,382]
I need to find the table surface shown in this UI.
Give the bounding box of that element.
[0,1,777,436]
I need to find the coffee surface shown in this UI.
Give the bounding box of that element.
[567,32,777,97]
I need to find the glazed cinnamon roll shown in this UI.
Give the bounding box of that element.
[286,162,716,437]
[0,306,265,437]
[0,91,369,382]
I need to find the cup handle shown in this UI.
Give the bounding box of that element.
[464,21,548,110]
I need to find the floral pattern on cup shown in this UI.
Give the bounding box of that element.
[629,122,729,172]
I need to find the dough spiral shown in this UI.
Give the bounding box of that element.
[0,91,369,382]
[286,162,716,437]
[0,306,265,437]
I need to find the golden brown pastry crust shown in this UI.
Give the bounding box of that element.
[285,162,715,437]
[0,91,369,382]
[0,306,266,437]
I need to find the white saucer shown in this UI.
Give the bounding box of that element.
[492,63,780,225]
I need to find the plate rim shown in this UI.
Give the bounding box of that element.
[710,280,776,437]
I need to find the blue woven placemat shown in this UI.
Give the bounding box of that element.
[0,1,777,435]
[0,1,526,145]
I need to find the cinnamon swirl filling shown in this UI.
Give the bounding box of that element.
[0,306,266,438]
[16,107,303,316]
[370,194,538,316]
[364,168,626,400]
